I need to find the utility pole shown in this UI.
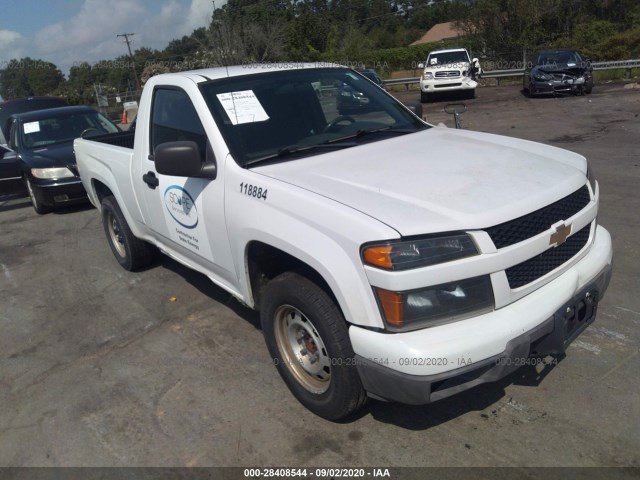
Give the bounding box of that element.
[117,33,141,90]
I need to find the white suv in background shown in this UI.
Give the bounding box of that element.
[419,48,482,102]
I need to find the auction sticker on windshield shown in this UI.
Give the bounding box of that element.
[217,90,269,125]
[24,122,40,134]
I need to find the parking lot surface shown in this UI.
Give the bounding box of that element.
[1,82,639,467]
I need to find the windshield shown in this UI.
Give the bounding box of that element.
[536,51,580,66]
[21,111,119,149]
[199,67,427,167]
[426,51,470,67]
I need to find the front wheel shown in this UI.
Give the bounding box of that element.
[25,177,52,214]
[526,83,535,97]
[420,91,430,103]
[261,272,367,420]
[101,195,154,271]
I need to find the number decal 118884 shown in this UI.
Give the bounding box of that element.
[240,183,268,200]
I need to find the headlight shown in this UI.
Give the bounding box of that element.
[374,275,494,331]
[587,163,597,195]
[31,167,75,180]
[422,72,433,80]
[362,234,478,271]
[533,72,550,81]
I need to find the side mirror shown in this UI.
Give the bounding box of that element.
[417,62,424,69]
[1,146,16,160]
[155,141,217,179]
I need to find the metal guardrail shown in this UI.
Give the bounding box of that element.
[591,59,640,70]
[383,59,640,89]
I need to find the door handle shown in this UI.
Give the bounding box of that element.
[142,171,159,189]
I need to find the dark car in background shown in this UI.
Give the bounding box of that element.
[524,49,594,96]
[337,69,386,114]
[0,96,68,145]
[3,106,120,213]
[0,96,69,196]
[358,69,385,89]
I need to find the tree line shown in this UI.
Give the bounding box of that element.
[1,0,638,103]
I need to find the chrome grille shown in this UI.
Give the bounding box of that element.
[435,71,461,78]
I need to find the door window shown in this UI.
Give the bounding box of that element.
[150,88,207,160]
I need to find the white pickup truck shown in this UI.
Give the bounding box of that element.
[75,64,612,420]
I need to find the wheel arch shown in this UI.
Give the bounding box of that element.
[246,240,339,312]
[91,179,114,208]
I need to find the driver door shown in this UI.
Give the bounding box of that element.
[135,86,233,277]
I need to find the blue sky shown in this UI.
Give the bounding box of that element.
[0,0,215,74]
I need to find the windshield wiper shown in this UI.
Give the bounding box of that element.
[330,126,416,143]
[358,126,415,136]
[244,141,357,167]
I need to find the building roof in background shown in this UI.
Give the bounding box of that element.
[410,21,466,46]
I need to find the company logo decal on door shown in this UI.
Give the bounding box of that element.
[164,185,198,229]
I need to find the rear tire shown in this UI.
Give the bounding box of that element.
[25,177,52,214]
[101,195,154,271]
[261,272,367,420]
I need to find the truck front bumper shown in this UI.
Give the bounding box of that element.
[350,225,613,405]
[420,78,477,93]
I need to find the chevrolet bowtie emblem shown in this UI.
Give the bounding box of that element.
[550,223,572,246]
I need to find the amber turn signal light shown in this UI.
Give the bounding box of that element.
[375,288,404,328]
[363,245,393,269]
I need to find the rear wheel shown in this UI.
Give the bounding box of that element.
[261,272,367,420]
[101,195,154,271]
[25,177,52,214]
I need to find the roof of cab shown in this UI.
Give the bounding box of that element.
[428,48,468,55]
[148,62,344,84]
[12,105,96,122]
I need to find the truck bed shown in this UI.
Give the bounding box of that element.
[87,130,135,150]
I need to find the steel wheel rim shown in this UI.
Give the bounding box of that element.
[274,304,331,394]
[106,211,127,258]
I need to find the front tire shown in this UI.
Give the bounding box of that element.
[101,195,154,271]
[25,177,52,214]
[261,272,367,420]
[526,83,535,97]
[420,91,430,103]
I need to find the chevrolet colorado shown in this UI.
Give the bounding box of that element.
[74,64,612,420]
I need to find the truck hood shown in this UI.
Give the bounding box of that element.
[253,128,588,236]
